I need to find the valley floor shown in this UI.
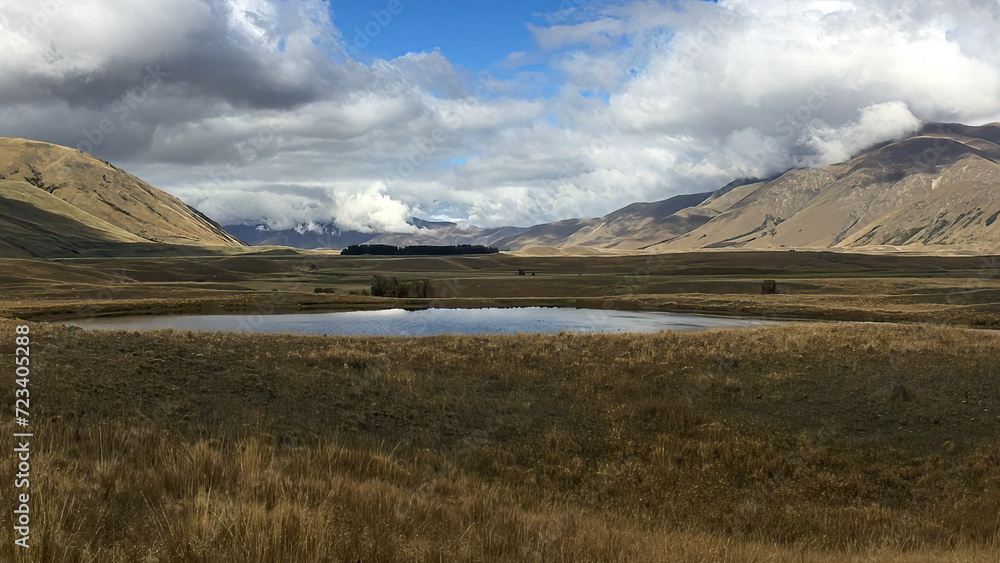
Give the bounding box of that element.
[1,250,1000,328]
[2,250,1000,560]
[1,320,999,561]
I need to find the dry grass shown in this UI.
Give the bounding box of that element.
[1,319,999,561]
[3,252,1000,329]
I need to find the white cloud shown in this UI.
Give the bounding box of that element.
[530,18,628,50]
[801,102,922,166]
[175,182,414,233]
[3,0,1000,230]
[332,185,416,233]
[0,0,208,81]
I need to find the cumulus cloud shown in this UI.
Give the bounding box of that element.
[801,102,922,166]
[2,0,1000,230]
[332,185,416,233]
[176,182,415,233]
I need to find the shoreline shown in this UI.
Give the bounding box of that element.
[8,294,998,331]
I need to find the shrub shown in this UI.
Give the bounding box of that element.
[371,275,430,298]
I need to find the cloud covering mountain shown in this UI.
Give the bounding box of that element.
[2,0,999,233]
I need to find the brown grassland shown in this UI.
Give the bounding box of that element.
[1,319,1000,561]
[2,251,1000,328]
[1,250,1000,561]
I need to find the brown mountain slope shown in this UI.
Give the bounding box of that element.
[0,138,244,257]
[368,223,534,249]
[634,123,1000,253]
[471,122,1000,254]
[638,170,836,251]
[0,179,146,258]
[222,123,999,254]
[559,190,717,250]
[841,153,1000,248]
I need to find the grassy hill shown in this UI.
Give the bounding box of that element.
[0,138,245,257]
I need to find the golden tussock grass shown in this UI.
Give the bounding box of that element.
[1,320,999,561]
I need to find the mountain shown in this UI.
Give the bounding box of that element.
[500,122,1000,253]
[223,223,378,250]
[226,219,516,249]
[223,122,1000,254]
[554,188,726,250]
[651,123,1000,252]
[369,218,602,250]
[226,217,531,250]
[14,123,996,259]
[224,192,711,253]
[0,138,244,257]
[224,189,739,252]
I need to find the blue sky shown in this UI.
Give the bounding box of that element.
[331,0,547,72]
[330,0,719,74]
[328,0,715,101]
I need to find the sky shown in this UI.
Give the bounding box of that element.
[2,0,1000,233]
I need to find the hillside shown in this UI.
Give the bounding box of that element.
[652,123,1000,252]
[226,194,708,252]
[223,223,378,250]
[224,123,1000,254]
[0,138,245,257]
[556,186,735,250]
[226,219,530,250]
[503,122,1000,253]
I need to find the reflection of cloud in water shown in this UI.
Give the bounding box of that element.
[61,307,781,336]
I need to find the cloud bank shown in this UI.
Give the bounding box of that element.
[2,0,999,230]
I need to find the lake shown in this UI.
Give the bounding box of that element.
[59,307,775,336]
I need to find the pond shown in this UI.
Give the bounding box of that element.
[60,307,776,336]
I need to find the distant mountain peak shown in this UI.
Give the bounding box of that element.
[410,217,458,229]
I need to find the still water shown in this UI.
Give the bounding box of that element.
[60,307,774,336]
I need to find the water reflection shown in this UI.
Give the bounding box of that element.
[61,307,775,336]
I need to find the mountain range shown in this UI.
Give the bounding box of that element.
[2,123,999,258]
[228,123,1000,254]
